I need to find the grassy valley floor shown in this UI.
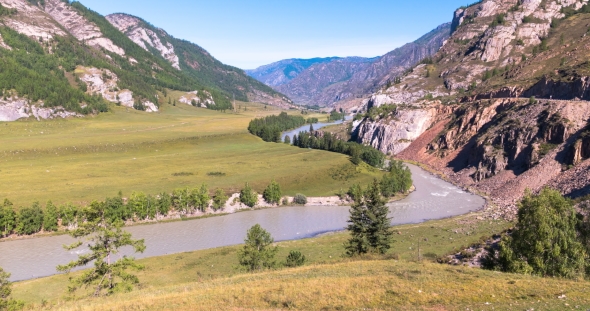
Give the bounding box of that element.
[0,102,380,207]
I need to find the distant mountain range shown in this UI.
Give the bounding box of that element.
[246,23,452,106]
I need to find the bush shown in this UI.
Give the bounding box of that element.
[485,188,587,278]
[293,194,307,205]
[285,250,306,267]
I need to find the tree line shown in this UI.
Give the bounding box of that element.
[292,131,385,168]
[0,179,299,238]
[248,112,316,143]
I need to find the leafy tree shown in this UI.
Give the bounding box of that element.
[0,200,16,237]
[380,161,413,197]
[263,180,282,205]
[157,192,172,217]
[240,183,258,208]
[57,204,146,296]
[43,201,59,232]
[488,188,587,278]
[238,224,278,271]
[0,267,23,311]
[345,179,393,256]
[193,184,210,212]
[285,250,306,267]
[284,135,291,144]
[347,184,363,203]
[16,202,43,235]
[212,188,228,211]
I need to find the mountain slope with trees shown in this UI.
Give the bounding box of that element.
[0,0,291,121]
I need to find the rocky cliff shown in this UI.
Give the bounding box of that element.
[353,0,590,216]
[247,23,451,107]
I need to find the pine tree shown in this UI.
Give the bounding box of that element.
[57,204,146,296]
[345,179,392,256]
[0,267,23,310]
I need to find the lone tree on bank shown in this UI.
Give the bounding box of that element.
[345,179,393,256]
[489,188,587,278]
[263,180,282,205]
[240,182,258,208]
[238,224,278,271]
[57,204,146,296]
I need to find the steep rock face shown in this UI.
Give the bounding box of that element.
[0,98,79,121]
[44,0,125,55]
[0,0,66,39]
[354,106,444,155]
[106,14,179,69]
[78,67,158,112]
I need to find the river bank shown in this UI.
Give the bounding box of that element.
[0,164,484,281]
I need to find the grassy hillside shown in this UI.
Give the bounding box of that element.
[0,102,380,207]
[12,214,590,310]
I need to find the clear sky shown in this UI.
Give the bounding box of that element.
[77,0,469,69]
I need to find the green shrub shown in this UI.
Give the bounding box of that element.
[293,194,307,205]
[285,250,306,267]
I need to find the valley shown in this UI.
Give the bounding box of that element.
[0,102,381,207]
[1,0,590,310]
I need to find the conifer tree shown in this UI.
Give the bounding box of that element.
[57,203,146,296]
[238,224,278,271]
[345,179,393,256]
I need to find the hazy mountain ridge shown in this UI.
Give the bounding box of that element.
[247,23,451,106]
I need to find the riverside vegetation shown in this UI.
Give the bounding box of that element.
[6,181,590,310]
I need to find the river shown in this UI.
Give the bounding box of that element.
[281,116,351,143]
[0,164,484,281]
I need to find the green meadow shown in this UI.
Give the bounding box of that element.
[0,102,382,207]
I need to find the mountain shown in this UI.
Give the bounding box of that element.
[245,57,343,87]
[352,0,590,217]
[247,23,451,106]
[105,13,291,107]
[0,0,290,121]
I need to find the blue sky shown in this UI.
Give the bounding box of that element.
[78,0,470,69]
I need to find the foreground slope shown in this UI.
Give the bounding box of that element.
[12,214,589,310]
[353,0,590,215]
